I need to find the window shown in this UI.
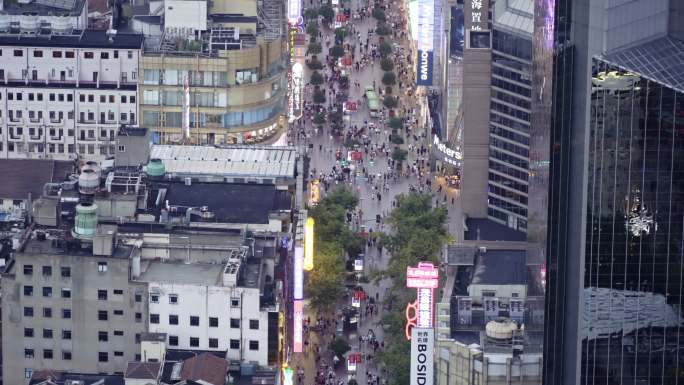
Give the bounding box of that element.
[98,289,107,300]
[42,266,52,276]
[101,52,109,59]
[62,308,71,319]
[231,298,240,307]
[169,335,179,346]
[113,50,119,59]
[33,50,43,57]
[98,331,108,341]
[63,351,72,360]
[150,314,159,324]
[24,328,34,337]
[230,318,240,328]
[100,95,106,103]
[209,338,219,348]
[23,264,33,275]
[88,94,94,102]
[67,94,72,101]
[113,289,124,295]
[135,293,142,302]
[43,307,52,318]
[127,50,133,59]
[98,310,108,321]
[249,340,259,350]
[25,369,33,380]
[209,317,219,327]
[61,288,71,298]
[84,51,94,59]
[98,352,108,362]
[52,51,62,58]
[23,285,33,296]
[43,329,53,339]
[109,95,115,103]
[43,349,53,359]
[24,307,34,317]
[249,319,259,330]
[98,262,107,272]
[114,351,124,357]
[114,330,124,336]
[169,294,178,304]
[80,94,85,102]
[61,267,71,277]
[190,316,199,326]
[230,339,240,349]
[169,314,178,325]
[25,349,34,359]
[121,95,127,103]
[62,330,72,340]
[42,287,52,297]
[130,95,136,103]
[113,309,123,316]
[150,293,159,303]
[118,145,126,152]
[135,312,142,322]
[190,337,199,347]
[14,49,23,57]
[65,51,74,58]
[135,333,141,343]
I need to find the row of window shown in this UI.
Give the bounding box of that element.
[7,49,134,60]
[142,99,283,128]
[24,305,126,320]
[167,335,259,350]
[23,306,71,319]
[7,92,134,104]
[5,143,119,156]
[6,110,135,124]
[24,349,121,362]
[150,314,259,329]
[489,159,529,182]
[490,136,529,158]
[489,172,529,194]
[490,124,529,146]
[23,265,70,277]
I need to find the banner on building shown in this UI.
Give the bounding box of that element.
[410,328,434,385]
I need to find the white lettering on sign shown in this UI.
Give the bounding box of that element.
[471,12,481,23]
[472,0,482,9]
[417,288,433,328]
[420,51,429,80]
[410,328,434,385]
[433,135,462,164]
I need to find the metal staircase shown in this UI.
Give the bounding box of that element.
[258,0,283,41]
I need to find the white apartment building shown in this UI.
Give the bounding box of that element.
[0,29,143,161]
[137,258,271,366]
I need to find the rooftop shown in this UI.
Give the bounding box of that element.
[0,29,144,49]
[0,159,74,200]
[150,145,298,179]
[125,361,162,380]
[180,352,228,385]
[464,218,526,242]
[16,230,132,259]
[30,369,124,385]
[471,249,527,286]
[493,0,533,36]
[138,260,225,286]
[602,36,684,93]
[1,0,86,16]
[118,126,149,137]
[163,182,291,224]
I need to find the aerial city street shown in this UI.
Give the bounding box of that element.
[0,0,683,384]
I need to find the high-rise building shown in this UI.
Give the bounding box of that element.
[487,0,533,232]
[539,0,684,384]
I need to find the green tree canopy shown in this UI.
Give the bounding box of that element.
[319,4,334,23]
[382,71,397,86]
[306,21,319,36]
[330,44,345,58]
[389,116,403,130]
[376,23,391,36]
[335,27,348,40]
[307,42,322,55]
[330,337,351,359]
[313,111,326,125]
[379,42,393,57]
[391,147,408,163]
[372,7,386,22]
[310,70,324,85]
[383,95,398,109]
[380,57,394,71]
[304,7,318,20]
[313,89,326,104]
[307,58,323,70]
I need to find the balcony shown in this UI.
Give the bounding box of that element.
[78,118,96,124]
[48,133,63,142]
[8,116,23,124]
[28,134,44,142]
[28,117,43,124]
[78,136,97,142]
[9,133,24,141]
[50,117,63,124]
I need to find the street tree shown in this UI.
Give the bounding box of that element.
[389,116,403,130]
[304,7,318,20]
[307,42,322,55]
[319,4,334,23]
[382,71,396,85]
[305,240,346,311]
[379,42,393,57]
[376,23,391,36]
[307,58,324,70]
[330,44,345,58]
[380,57,394,71]
[391,147,408,163]
[313,89,326,104]
[335,27,348,41]
[310,70,324,86]
[313,112,326,125]
[372,7,386,22]
[306,21,319,36]
[383,95,398,109]
[330,337,351,359]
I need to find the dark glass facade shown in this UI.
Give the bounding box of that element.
[580,59,684,385]
[488,28,533,231]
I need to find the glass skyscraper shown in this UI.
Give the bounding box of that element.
[539,0,684,384]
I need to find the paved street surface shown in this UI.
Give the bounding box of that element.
[284,0,463,384]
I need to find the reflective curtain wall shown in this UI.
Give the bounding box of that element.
[581,59,684,385]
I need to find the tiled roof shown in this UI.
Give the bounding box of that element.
[180,352,228,385]
[0,159,74,200]
[125,361,162,380]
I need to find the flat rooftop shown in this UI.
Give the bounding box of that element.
[471,249,527,286]
[0,29,144,49]
[164,182,291,224]
[1,0,85,16]
[603,36,684,93]
[464,218,526,242]
[150,145,297,179]
[138,261,224,286]
[0,159,73,200]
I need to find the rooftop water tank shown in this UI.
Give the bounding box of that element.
[146,158,166,177]
[20,13,39,34]
[78,169,99,195]
[82,160,101,178]
[0,15,11,32]
[73,203,98,238]
[485,318,518,340]
[51,16,73,35]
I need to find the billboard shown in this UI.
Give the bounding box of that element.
[294,247,303,300]
[410,328,434,385]
[287,0,301,23]
[415,0,435,86]
[293,300,304,352]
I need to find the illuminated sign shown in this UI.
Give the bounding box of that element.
[303,217,314,271]
[415,0,434,86]
[283,365,294,385]
[416,288,433,328]
[294,247,303,300]
[432,134,462,166]
[347,353,361,372]
[309,180,321,206]
[354,259,363,272]
[405,263,438,339]
[286,0,301,23]
[410,328,434,385]
[293,300,304,352]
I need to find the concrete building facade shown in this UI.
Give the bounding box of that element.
[0,30,143,161]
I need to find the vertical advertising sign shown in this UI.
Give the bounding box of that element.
[410,328,434,385]
[416,0,435,85]
[465,0,490,49]
[293,300,304,352]
[294,247,304,300]
[286,0,301,23]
